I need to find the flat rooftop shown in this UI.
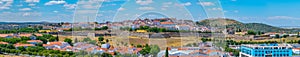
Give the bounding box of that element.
[241,43,293,48]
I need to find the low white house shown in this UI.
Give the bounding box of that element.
[293,48,300,54]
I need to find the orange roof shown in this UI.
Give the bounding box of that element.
[134,48,143,53]
[0,42,9,44]
[293,48,300,50]
[0,34,13,37]
[14,43,35,47]
[97,48,108,51]
[43,42,63,46]
[27,40,43,43]
[160,22,174,25]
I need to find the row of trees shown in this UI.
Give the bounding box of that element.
[247,30,264,35]
[0,44,75,57]
[286,40,300,44]
[0,28,38,34]
[226,40,280,45]
[95,26,109,30]
[201,38,212,42]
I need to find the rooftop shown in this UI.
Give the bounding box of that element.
[242,43,293,48]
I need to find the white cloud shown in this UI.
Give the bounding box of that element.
[63,4,76,9]
[268,16,300,20]
[53,11,58,13]
[25,0,39,3]
[138,7,154,10]
[118,7,125,11]
[1,0,13,2]
[0,0,13,10]
[182,2,191,6]
[209,7,222,10]
[28,4,36,6]
[199,2,215,6]
[136,0,153,5]
[45,0,66,5]
[19,8,32,11]
[22,12,41,16]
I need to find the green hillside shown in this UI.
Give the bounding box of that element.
[197,18,300,32]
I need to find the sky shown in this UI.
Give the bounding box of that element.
[0,0,299,26]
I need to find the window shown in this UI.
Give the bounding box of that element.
[274,47,278,49]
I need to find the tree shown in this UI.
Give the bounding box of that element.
[275,34,280,38]
[37,36,48,44]
[64,38,73,45]
[247,30,256,35]
[83,38,91,42]
[139,44,151,55]
[42,34,53,39]
[89,40,97,45]
[150,45,160,56]
[98,36,104,42]
[74,38,78,43]
[21,37,31,41]
[17,46,26,51]
[101,53,113,57]
[297,32,299,38]
[165,47,169,57]
[49,37,57,42]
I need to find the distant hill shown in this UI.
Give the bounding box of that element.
[0,22,52,24]
[197,18,243,26]
[197,18,300,32]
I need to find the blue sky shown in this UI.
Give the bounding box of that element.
[0,0,299,26]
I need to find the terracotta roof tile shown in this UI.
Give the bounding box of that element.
[0,42,9,44]
[160,22,174,25]
[27,40,43,43]
[14,43,35,47]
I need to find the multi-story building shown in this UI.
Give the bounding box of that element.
[240,43,292,57]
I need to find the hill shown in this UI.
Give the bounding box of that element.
[197,18,300,32]
[196,18,243,26]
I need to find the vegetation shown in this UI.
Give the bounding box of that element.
[224,46,239,56]
[165,47,169,57]
[201,38,212,42]
[95,26,109,30]
[82,38,97,45]
[98,36,104,42]
[139,44,160,56]
[297,32,300,38]
[0,44,75,57]
[197,18,300,32]
[0,28,39,34]
[64,38,73,46]
[225,40,279,45]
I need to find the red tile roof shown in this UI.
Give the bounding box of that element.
[0,42,9,44]
[14,43,35,47]
[43,42,63,46]
[160,22,174,25]
[0,34,13,37]
[27,40,43,43]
